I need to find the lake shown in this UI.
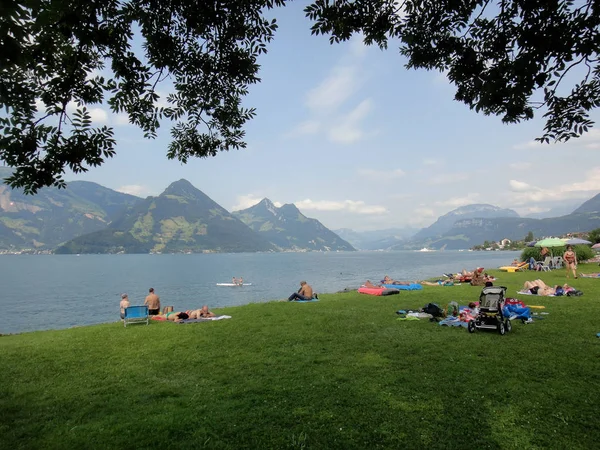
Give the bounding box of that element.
[0,250,521,334]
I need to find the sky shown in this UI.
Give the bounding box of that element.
[62,1,600,231]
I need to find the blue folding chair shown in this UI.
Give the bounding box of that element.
[123,306,149,327]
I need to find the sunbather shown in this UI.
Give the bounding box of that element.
[362,280,380,288]
[165,311,190,322]
[186,305,215,318]
[523,280,573,296]
[420,280,454,286]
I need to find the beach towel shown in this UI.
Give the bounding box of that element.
[177,315,232,323]
[439,317,468,328]
[517,290,555,297]
[291,299,319,303]
[381,283,423,290]
[396,316,420,321]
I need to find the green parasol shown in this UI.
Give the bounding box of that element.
[534,238,566,257]
[534,238,566,247]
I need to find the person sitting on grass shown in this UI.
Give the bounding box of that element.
[119,293,130,319]
[288,281,315,301]
[470,269,486,286]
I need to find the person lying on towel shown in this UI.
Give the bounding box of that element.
[523,280,574,296]
[419,280,454,286]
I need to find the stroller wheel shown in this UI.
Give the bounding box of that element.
[498,321,506,335]
[505,319,512,333]
[468,320,476,333]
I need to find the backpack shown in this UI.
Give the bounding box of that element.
[422,303,445,319]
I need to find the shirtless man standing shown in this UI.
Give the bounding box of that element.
[144,287,161,315]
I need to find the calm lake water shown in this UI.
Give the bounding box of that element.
[0,250,520,334]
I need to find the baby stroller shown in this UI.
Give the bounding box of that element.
[467,286,512,335]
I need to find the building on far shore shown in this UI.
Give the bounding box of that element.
[499,238,511,249]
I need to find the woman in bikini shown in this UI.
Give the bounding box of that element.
[563,245,577,279]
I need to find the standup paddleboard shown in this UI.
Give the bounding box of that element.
[216,283,252,286]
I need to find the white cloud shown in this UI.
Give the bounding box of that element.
[283,120,320,139]
[305,66,360,112]
[115,113,131,126]
[116,185,155,197]
[434,193,480,208]
[512,140,545,150]
[348,33,368,58]
[294,199,387,215]
[89,108,108,123]
[358,168,405,180]
[508,167,600,204]
[327,99,373,144]
[427,173,470,185]
[509,180,534,192]
[512,129,600,150]
[509,162,532,171]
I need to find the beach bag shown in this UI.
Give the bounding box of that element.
[422,303,445,319]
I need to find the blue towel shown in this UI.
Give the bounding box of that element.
[381,283,423,290]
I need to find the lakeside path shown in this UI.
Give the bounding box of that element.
[1,267,599,449]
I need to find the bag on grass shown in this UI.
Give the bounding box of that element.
[422,303,445,319]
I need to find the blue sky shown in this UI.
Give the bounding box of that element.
[66,1,600,231]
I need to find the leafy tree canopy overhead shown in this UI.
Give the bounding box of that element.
[2,0,600,193]
[306,0,600,142]
[1,0,284,193]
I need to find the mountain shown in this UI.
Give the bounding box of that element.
[55,179,275,254]
[0,167,140,250]
[404,212,600,250]
[334,227,419,250]
[572,192,600,214]
[233,198,355,251]
[412,204,520,240]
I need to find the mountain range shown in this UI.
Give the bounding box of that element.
[233,199,355,251]
[0,167,139,251]
[56,180,278,254]
[1,166,599,252]
[337,198,600,250]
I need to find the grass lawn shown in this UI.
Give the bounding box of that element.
[1,265,600,449]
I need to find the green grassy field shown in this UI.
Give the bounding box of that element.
[1,266,600,449]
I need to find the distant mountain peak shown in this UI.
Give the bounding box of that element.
[259,198,278,215]
[280,203,301,213]
[162,179,201,198]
